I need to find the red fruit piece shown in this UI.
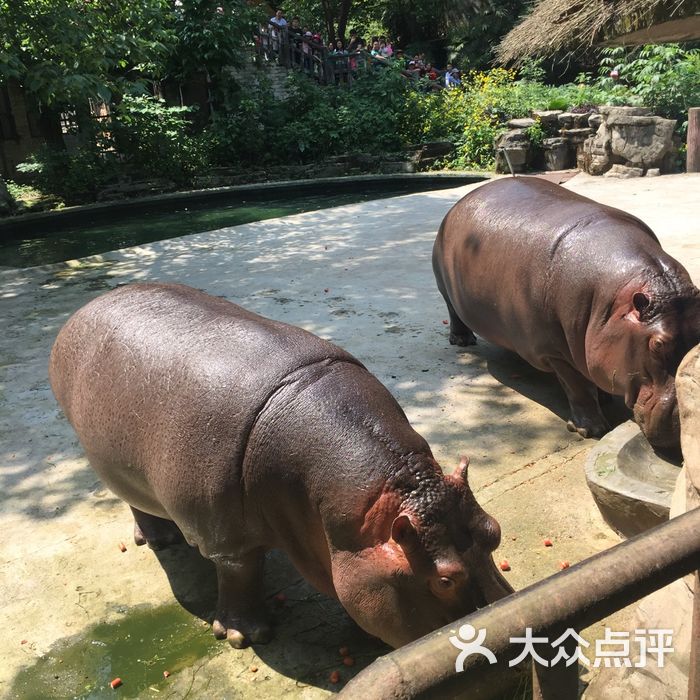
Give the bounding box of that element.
[499,560,511,572]
[110,678,122,689]
[559,561,570,570]
[442,319,449,325]
[339,646,350,657]
[329,670,340,684]
[543,538,553,547]
[273,592,287,604]
[118,542,127,552]
[163,671,170,678]
[343,656,355,667]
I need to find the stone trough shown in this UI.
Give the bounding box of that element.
[585,421,681,538]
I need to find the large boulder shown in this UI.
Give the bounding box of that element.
[580,123,613,175]
[494,129,530,173]
[542,137,570,171]
[606,110,677,169]
[579,106,678,175]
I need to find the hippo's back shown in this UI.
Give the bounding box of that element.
[433,177,672,363]
[49,283,362,535]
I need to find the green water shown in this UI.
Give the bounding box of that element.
[11,604,220,699]
[1,183,452,269]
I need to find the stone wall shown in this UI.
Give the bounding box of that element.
[495,106,679,177]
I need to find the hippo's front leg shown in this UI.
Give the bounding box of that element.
[548,358,610,438]
[212,549,272,648]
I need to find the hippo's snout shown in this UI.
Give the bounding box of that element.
[634,382,680,448]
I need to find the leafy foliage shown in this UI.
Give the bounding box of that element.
[598,44,700,123]
[0,0,175,105]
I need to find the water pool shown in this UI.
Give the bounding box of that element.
[0,175,483,268]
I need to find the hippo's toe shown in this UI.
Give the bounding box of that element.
[213,614,273,648]
[566,416,609,439]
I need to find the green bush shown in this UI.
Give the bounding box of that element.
[112,96,207,184]
[17,145,119,204]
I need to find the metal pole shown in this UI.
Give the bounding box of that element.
[340,508,700,700]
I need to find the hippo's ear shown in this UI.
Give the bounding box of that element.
[391,514,421,554]
[632,292,651,319]
[452,455,470,484]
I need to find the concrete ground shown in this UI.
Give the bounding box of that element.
[1,172,699,699]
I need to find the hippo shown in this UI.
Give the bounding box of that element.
[433,176,700,449]
[49,282,512,649]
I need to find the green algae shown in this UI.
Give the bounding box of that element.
[11,604,221,699]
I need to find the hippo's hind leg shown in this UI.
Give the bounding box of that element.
[131,507,185,550]
[441,294,477,347]
[548,359,610,439]
[212,548,272,649]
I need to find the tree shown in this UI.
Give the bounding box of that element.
[0,0,176,106]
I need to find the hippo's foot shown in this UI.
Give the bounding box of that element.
[565,413,610,439]
[212,609,273,649]
[449,329,477,347]
[131,507,185,550]
[550,359,611,439]
[214,551,272,648]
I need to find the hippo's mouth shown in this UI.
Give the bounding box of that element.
[632,385,680,449]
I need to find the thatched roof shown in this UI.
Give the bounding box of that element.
[495,0,700,65]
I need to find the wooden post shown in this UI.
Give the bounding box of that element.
[688,107,700,173]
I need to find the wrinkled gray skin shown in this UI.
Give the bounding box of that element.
[433,177,700,449]
[49,283,512,649]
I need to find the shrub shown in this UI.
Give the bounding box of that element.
[17,146,119,205]
[112,96,207,184]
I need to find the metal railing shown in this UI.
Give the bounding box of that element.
[339,507,700,699]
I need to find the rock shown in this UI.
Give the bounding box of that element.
[557,112,575,128]
[0,178,15,215]
[414,141,454,159]
[532,110,562,127]
[542,137,571,171]
[379,161,415,174]
[607,114,677,169]
[562,127,593,144]
[598,105,652,119]
[507,117,536,129]
[603,164,644,178]
[494,130,530,173]
[588,113,603,129]
[581,124,612,176]
[646,168,661,177]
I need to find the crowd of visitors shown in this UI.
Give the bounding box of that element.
[260,8,463,89]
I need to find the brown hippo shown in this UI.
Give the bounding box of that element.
[49,282,512,649]
[433,176,700,449]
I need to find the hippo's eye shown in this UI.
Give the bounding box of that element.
[650,337,665,352]
[438,576,455,589]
